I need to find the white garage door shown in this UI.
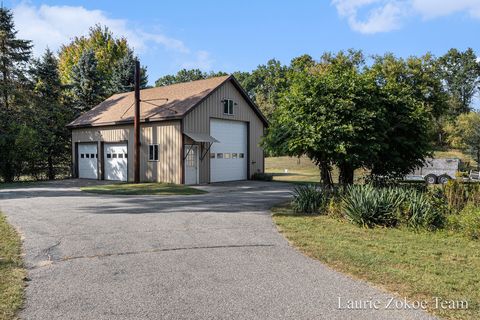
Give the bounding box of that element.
[104,144,128,181]
[78,144,98,179]
[210,119,247,182]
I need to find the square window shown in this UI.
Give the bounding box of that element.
[210,153,215,159]
[149,144,159,161]
[91,154,95,158]
[95,154,98,158]
[125,153,127,158]
[224,153,231,159]
[217,153,223,159]
[107,154,111,158]
[118,154,123,158]
[80,154,84,158]
[239,153,244,158]
[232,153,238,159]
[85,154,90,158]
[112,153,117,158]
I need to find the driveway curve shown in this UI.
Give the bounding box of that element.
[0,180,434,320]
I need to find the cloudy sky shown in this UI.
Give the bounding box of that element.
[5,0,480,84]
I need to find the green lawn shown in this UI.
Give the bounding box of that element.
[272,204,479,320]
[80,182,207,195]
[0,213,25,320]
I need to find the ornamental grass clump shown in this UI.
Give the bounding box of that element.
[291,184,329,214]
[341,185,404,228]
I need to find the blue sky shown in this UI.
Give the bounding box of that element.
[5,0,480,85]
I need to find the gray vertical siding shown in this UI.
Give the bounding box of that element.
[183,80,265,183]
[71,121,182,183]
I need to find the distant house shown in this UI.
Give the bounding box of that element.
[67,75,268,185]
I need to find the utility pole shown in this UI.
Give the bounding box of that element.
[134,60,141,183]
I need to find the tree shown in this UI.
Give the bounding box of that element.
[109,49,148,93]
[265,51,434,186]
[439,48,480,116]
[58,25,130,85]
[31,48,72,179]
[367,54,434,178]
[0,7,32,182]
[155,69,227,87]
[446,112,480,170]
[70,50,104,114]
[264,51,383,186]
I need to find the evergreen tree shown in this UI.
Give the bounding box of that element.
[109,49,148,94]
[31,48,72,179]
[0,7,32,182]
[70,49,104,114]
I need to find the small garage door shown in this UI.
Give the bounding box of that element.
[78,144,98,179]
[210,119,247,182]
[104,144,128,181]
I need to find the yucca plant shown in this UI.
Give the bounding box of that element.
[341,185,404,227]
[291,184,328,214]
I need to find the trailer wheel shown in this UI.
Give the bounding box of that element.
[425,174,437,185]
[438,175,451,184]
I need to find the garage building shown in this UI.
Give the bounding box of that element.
[67,75,268,184]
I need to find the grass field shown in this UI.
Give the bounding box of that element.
[0,213,25,320]
[81,182,207,195]
[266,150,474,184]
[273,204,480,320]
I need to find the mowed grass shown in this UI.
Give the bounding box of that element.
[265,156,366,184]
[80,182,207,195]
[272,205,480,320]
[0,213,25,320]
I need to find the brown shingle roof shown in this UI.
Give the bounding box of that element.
[68,75,233,128]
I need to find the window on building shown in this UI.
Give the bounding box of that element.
[232,153,238,159]
[80,154,84,158]
[217,153,223,159]
[85,154,90,158]
[107,154,111,158]
[223,99,234,115]
[112,154,117,158]
[149,144,159,161]
[224,153,231,159]
[239,153,245,158]
[210,153,215,158]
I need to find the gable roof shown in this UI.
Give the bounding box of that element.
[67,75,268,128]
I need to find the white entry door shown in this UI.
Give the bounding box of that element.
[104,144,128,181]
[184,145,198,185]
[78,144,98,179]
[210,119,248,182]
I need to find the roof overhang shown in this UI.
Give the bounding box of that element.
[184,132,219,143]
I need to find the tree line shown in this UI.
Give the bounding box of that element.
[157,50,480,185]
[1,3,480,184]
[0,8,147,182]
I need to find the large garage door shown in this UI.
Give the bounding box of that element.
[104,144,128,181]
[210,119,247,182]
[78,144,98,179]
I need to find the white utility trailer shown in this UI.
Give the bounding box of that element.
[404,158,460,184]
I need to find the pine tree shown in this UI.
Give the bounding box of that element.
[108,49,148,94]
[70,49,105,114]
[31,48,72,179]
[0,7,32,182]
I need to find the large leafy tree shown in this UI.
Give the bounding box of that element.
[446,112,480,170]
[265,51,383,185]
[70,50,105,114]
[31,49,72,179]
[58,25,130,85]
[155,69,227,87]
[0,7,32,182]
[439,48,480,116]
[366,54,433,178]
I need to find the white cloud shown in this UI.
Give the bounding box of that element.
[11,3,213,71]
[181,51,214,70]
[332,0,480,34]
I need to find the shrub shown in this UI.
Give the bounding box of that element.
[402,189,445,230]
[291,184,328,214]
[447,205,480,240]
[341,185,404,228]
[251,172,273,181]
[443,180,480,213]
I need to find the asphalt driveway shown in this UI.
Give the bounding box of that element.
[0,180,434,320]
